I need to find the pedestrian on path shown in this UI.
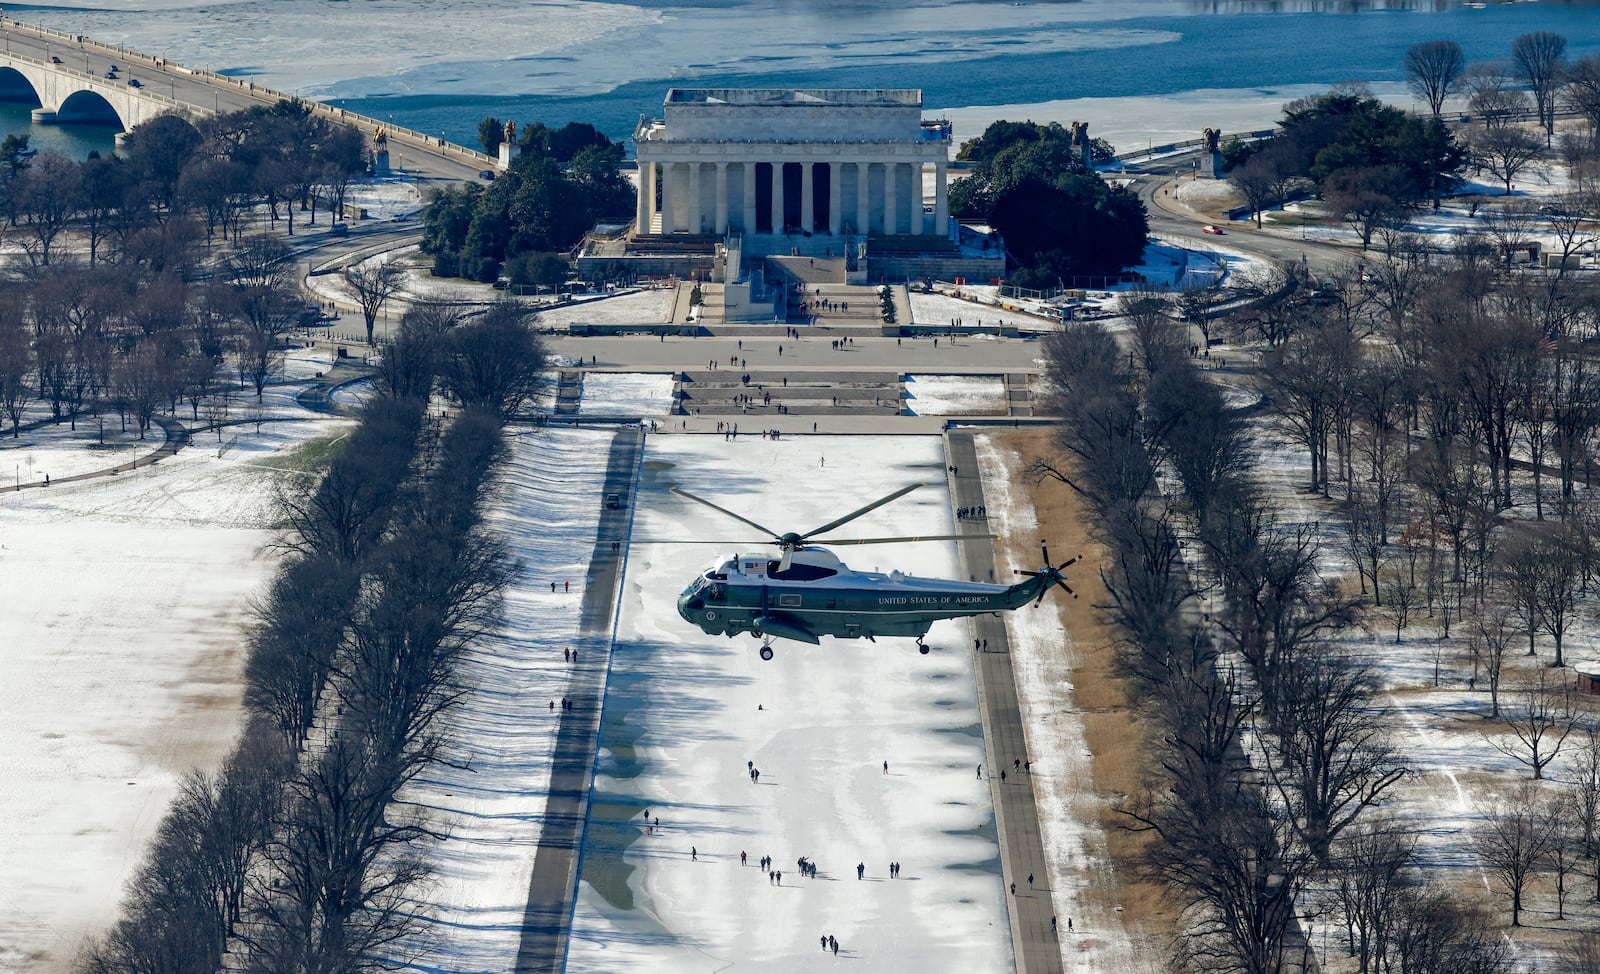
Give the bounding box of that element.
[977,764,982,778]
[1052,916,1057,935]
[1028,873,1034,889]
[741,850,747,865]
[857,862,864,879]
[1010,882,1016,895]
[882,760,889,774]
[821,936,828,951]
[1000,770,1006,782]
[564,580,570,592]
[692,847,697,861]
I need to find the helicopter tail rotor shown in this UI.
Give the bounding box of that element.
[1014,541,1081,605]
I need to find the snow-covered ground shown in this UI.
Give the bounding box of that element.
[903,374,1007,416]
[566,435,1011,971]
[578,372,675,416]
[390,427,613,973]
[537,288,676,329]
[0,360,346,974]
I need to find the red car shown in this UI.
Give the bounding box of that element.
[1201,224,1224,235]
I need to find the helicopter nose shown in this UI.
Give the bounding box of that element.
[676,590,699,622]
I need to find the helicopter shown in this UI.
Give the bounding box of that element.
[671,483,1079,659]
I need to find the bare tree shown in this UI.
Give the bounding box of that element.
[1332,821,1415,974]
[1405,40,1466,117]
[0,296,32,438]
[1470,125,1545,196]
[1512,31,1568,142]
[1461,59,1530,129]
[1490,668,1583,780]
[9,150,80,268]
[1230,151,1279,229]
[439,304,548,420]
[1473,780,1561,925]
[1544,191,1600,276]
[1566,731,1600,903]
[1385,884,1514,974]
[1567,54,1600,140]
[345,259,405,346]
[1469,600,1518,718]
[1481,199,1542,263]
[1264,653,1407,864]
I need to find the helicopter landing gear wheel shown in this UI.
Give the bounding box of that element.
[759,643,775,661]
[917,639,929,655]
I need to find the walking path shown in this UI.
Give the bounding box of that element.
[946,428,1064,974]
[0,415,189,493]
[513,427,645,974]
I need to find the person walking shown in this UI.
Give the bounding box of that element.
[832,939,838,956]
[821,936,828,951]
[1028,872,1034,889]
[741,850,747,865]
[1010,882,1016,895]
[882,760,888,774]
[857,862,864,880]
[977,764,982,778]
[691,847,697,862]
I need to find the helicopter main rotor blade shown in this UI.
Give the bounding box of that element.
[797,482,927,543]
[822,533,1000,546]
[671,486,782,540]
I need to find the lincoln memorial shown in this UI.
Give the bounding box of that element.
[633,88,952,245]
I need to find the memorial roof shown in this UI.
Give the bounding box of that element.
[665,88,922,108]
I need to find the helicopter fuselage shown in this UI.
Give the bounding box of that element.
[675,546,1052,645]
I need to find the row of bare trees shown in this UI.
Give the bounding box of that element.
[81,307,547,973]
[1037,310,1521,971]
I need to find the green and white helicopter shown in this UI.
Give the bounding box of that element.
[672,483,1079,659]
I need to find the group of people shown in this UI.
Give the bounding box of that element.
[549,697,576,712]
[956,505,985,520]
[820,934,840,955]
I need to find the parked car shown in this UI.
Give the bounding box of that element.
[1201,224,1224,235]
[127,78,142,88]
[327,223,349,237]
[478,169,496,181]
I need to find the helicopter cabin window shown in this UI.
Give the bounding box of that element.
[767,561,839,581]
[778,593,802,608]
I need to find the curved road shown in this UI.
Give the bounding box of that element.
[1126,148,1359,277]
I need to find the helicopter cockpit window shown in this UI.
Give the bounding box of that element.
[767,560,839,582]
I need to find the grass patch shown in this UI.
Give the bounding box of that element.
[251,430,351,473]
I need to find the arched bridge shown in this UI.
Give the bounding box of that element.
[0,18,494,182]
[0,47,202,131]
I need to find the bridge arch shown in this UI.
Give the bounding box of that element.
[0,64,43,107]
[55,88,125,128]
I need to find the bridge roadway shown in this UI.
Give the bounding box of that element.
[0,18,491,185]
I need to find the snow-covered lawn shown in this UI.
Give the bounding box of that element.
[390,427,613,973]
[565,434,1011,972]
[903,374,1007,416]
[537,287,677,328]
[0,403,345,974]
[578,372,675,416]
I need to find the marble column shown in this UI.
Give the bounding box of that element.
[909,162,923,235]
[828,162,842,236]
[934,160,948,237]
[883,161,897,236]
[714,162,728,235]
[856,161,870,235]
[800,161,814,233]
[687,161,702,234]
[661,161,679,234]
[742,162,757,233]
[635,160,650,234]
[770,161,784,234]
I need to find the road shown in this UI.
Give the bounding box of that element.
[1125,148,1357,277]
